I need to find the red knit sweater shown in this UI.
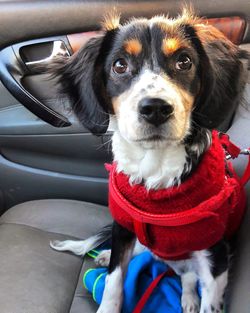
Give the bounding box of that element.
[106,131,247,260]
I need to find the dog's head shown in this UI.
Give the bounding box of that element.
[53,9,247,149]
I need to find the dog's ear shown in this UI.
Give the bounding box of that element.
[183,20,247,130]
[51,23,119,134]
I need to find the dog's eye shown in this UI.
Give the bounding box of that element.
[176,54,192,71]
[112,59,129,74]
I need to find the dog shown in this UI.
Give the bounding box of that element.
[49,8,248,313]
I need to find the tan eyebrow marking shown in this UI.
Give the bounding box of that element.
[124,39,142,55]
[162,38,182,55]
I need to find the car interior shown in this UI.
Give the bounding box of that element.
[0,0,249,312]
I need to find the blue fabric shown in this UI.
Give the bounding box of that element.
[83,251,198,313]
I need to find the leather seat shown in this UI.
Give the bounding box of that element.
[0,87,249,312]
[0,199,112,313]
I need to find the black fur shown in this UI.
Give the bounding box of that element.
[183,24,246,130]
[208,240,229,278]
[94,224,113,247]
[181,24,247,175]
[109,222,135,273]
[51,31,118,134]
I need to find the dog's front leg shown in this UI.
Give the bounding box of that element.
[195,241,229,313]
[199,269,228,313]
[97,222,135,313]
[181,272,200,313]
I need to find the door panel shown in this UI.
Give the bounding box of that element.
[0,32,112,211]
[0,0,249,212]
[0,154,108,214]
[0,134,111,177]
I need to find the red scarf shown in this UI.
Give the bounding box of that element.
[106,131,248,260]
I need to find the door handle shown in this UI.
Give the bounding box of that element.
[0,39,72,128]
[25,40,70,72]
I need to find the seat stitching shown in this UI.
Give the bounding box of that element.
[0,222,82,239]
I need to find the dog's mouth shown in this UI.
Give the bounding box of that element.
[135,135,166,142]
[134,134,180,144]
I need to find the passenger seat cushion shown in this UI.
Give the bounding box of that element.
[0,199,111,313]
[0,223,82,313]
[0,199,112,238]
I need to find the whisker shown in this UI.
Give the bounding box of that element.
[95,137,113,151]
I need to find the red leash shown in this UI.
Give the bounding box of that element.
[220,133,250,186]
[132,269,175,313]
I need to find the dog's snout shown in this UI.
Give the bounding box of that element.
[138,98,173,126]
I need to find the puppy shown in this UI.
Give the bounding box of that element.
[50,9,248,313]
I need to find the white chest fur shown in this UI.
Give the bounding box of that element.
[112,132,188,190]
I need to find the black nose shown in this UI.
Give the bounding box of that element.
[138,98,174,126]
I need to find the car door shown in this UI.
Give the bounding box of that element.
[0,0,249,214]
